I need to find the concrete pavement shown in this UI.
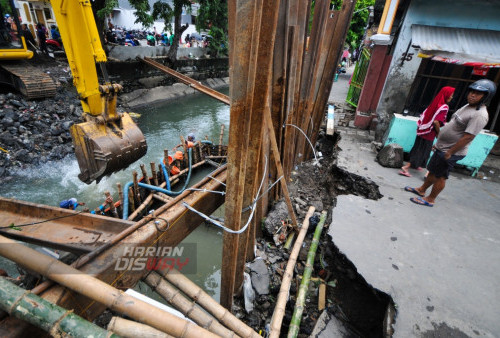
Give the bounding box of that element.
[327,128,500,337]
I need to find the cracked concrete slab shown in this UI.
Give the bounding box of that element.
[327,128,500,337]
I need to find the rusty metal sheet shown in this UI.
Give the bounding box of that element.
[0,197,133,254]
[1,166,227,336]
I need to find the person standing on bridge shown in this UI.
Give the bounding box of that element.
[405,79,495,207]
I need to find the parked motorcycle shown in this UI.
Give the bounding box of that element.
[46,38,64,53]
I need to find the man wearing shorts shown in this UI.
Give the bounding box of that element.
[405,79,496,207]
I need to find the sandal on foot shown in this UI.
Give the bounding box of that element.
[399,170,411,177]
[410,196,434,207]
[404,186,424,197]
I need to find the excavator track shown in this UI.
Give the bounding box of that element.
[0,62,57,99]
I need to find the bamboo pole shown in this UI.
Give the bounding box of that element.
[0,234,218,338]
[133,170,142,204]
[192,143,200,164]
[153,194,172,203]
[0,278,117,338]
[128,186,136,212]
[180,135,188,168]
[287,211,327,338]
[158,163,164,183]
[197,141,203,161]
[151,162,159,186]
[318,283,326,311]
[129,159,208,219]
[117,182,124,206]
[205,155,227,160]
[265,106,298,230]
[108,317,173,338]
[140,164,151,185]
[157,268,260,338]
[104,191,118,218]
[128,194,154,221]
[145,272,237,338]
[269,206,315,338]
[218,124,224,156]
[163,149,170,179]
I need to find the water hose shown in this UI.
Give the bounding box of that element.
[122,149,193,220]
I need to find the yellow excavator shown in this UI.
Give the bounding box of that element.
[52,0,147,183]
[0,0,146,183]
[0,1,56,98]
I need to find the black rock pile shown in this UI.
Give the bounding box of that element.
[0,89,83,181]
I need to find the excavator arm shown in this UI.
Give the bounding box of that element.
[51,0,147,183]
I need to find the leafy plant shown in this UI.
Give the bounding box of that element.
[196,0,228,57]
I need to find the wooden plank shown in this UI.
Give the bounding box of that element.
[141,57,230,105]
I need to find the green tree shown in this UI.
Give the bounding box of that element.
[129,0,192,63]
[332,0,374,50]
[196,0,228,57]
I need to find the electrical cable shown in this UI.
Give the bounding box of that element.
[0,210,85,229]
[182,156,269,234]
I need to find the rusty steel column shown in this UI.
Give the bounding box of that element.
[221,0,281,309]
[221,0,259,310]
[307,0,357,158]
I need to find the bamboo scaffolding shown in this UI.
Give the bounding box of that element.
[29,164,227,297]
[0,278,117,338]
[127,158,205,221]
[269,206,315,338]
[158,268,260,338]
[145,272,237,338]
[0,234,218,338]
[108,316,173,338]
[287,211,327,338]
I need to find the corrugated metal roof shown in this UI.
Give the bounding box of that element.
[412,24,500,64]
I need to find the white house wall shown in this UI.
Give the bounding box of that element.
[375,0,500,139]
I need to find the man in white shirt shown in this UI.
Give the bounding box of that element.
[405,79,496,207]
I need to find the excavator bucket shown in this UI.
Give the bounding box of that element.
[70,113,147,184]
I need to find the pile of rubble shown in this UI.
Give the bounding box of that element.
[0,89,82,182]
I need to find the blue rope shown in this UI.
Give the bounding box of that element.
[122,148,193,220]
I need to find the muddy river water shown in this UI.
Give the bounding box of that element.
[0,88,230,302]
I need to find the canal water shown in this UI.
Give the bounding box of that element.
[0,88,230,302]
